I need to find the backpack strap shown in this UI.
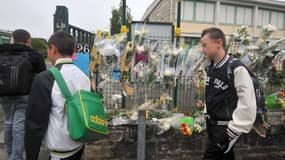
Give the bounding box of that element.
[226,57,245,98]
[227,57,240,79]
[49,67,72,99]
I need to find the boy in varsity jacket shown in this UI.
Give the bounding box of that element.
[25,31,90,160]
[201,28,256,160]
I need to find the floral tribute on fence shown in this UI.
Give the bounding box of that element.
[227,25,285,137]
[90,24,285,136]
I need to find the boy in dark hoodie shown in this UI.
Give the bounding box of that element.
[0,29,46,160]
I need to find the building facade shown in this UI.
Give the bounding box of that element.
[142,0,285,46]
[0,29,12,44]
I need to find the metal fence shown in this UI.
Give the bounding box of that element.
[100,74,283,111]
[97,36,284,126]
[131,35,173,46]
[227,41,241,55]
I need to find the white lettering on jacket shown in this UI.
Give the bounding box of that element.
[206,76,228,90]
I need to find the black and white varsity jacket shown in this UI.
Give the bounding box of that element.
[205,55,256,139]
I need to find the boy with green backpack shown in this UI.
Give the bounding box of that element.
[25,31,107,160]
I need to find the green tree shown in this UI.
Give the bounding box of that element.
[110,2,132,35]
[31,38,48,59]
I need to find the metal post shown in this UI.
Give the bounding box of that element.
[137,110,146,160]
[121,0,127,109]
[122,94,126,109]
[176,0,181,48]
[127,19,132,41]
[173,79,178,109]
[173,0,182,109]
[121,0,128,34]
[72,28,76,39]
[122,0,126,26]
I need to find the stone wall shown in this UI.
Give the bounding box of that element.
[85,125,285,160]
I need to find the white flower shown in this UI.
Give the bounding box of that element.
[142,30,148,36]
[101,74,108,80]
[150,54,157,61]
[164,69,173,76]
[225,36,231,41]
[232,32,239,38]
[112,94,122,101]
[247,45,259,51]
[265,24,276,32]
[135,30,148,36]
[237,49,245,55]
[194,123,203,133]
[152,118,158,122]
[172,49,179,56]
[137,45,144,53]
[245,36,253,42]
[240,25,247,30]
[150,54,156,59]
[240,36,245,42]
[135,31,141,36]
[138,71,144,78]
[150,54,158,64]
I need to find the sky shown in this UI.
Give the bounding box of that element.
[0,0,154,39]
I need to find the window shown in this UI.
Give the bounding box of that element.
[195,2,215,22]
[258,9,270,27]
[236,7,253,25]
[181,1,214,23]
[277,12,284,29]
[205,3,215,22]
[258,9,284,29]
[220,4,253,26]
[270,11,284,29]
[219,5,226,23]
[244,8,253,25]
[182,1,194,21]
[220,5,235,24]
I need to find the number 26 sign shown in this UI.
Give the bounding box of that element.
[76,43,90,54]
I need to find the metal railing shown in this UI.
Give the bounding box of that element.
[100,75,283,111]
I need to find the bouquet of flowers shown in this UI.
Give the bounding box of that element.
[259,24,277,43]
[179,111,206,136]
[181,45,204,78]
[146,54,159,85]
[228,25,252,46]
[266,91,285,109]
[227,25,285,85]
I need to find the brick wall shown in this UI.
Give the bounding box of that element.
[85,125,285,160]
[147,0,175,23]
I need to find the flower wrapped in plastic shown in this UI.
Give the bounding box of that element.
[134,30,148,45]
[259,24,276,42]
[228,25,252,45]
[226,25,285,83]
[146,54,159,85]
[133,53,158,85]
[174,48,185,77]
[133,29,148,57]
[179,116,194,136]
[181,45,204,78]
[163,68,175,90]
[94,33,127,68]
[179,112,206,136]
[265,91,285,109]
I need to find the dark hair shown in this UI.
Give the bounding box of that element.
[13,29,31,44]
[47,31,75,56]
[201,27,226,49]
